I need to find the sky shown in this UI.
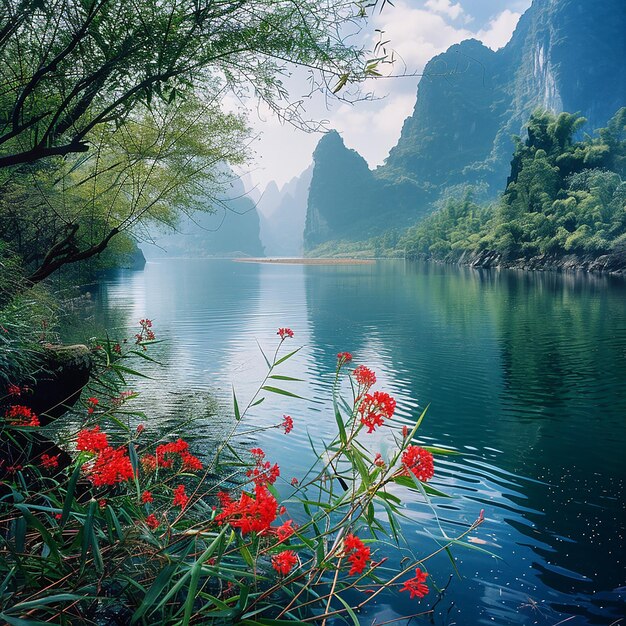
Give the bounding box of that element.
[242,0,533,195]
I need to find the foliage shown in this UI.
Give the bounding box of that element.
[0,0,378,169]
[0,242,56,386]
[0,325,484,624]
[0,0,385,282]
[399,109,626,261]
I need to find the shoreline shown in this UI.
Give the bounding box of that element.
[233,257,375,265]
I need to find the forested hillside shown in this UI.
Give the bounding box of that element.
[392,109,626,270]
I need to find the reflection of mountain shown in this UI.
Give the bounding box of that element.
[302,261,626,618]
[304,0,626,249]
[142,178,264,258]
[258,167,312,256]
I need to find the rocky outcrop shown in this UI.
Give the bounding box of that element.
[454,250,626,275]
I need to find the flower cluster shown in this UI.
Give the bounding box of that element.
[86,396,99,415]
[275,519,295,542]
[6,384,24,396]
[272,550,297,575]
[145,514,160,529]
[337,352,352,365]
[173,484,189,508]
[401,446,435,482]
[353,365,376,389]
[215,484,278,535]
[344,533,371,576]
[89,446,134,487]
[281,414,293,434]
[77,426,109,452]
[277,327,294,339]
[40,454,59,470]
[141,438,202,472]
[135,318,156,344]
[5,405,39,427]
[76,426,134,486]
[246,448,280,487]
[358,391,396,433]
[400,568,429,599]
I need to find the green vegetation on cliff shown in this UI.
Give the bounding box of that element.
[396,109,626,262]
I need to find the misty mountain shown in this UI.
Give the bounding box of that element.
[304,0,626,251]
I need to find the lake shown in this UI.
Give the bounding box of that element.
[76,258,626,625]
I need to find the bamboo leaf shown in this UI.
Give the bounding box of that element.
[261,386,303,399]
[274,347,301,367]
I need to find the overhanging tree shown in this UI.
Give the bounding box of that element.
[0,0,384,282]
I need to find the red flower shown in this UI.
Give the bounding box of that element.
[141,490,153,504]
[358,391,396,433]
[141,454,157,472]
[290,477,299,486]
[246,448,280,487]
[173,484,189,508]
[401,446,435,482]
[5,405,39,427]
[400,568,429,599]
[337,352,353,364]
[282,415,293,434]
[113,343,122,354]
[217,491,232,507]
[145,514,160,529]
[275,519,295,541]
[353,365,376,388]
[181,452,203,471]
[40,454,59,470]
[374,453,385,467]
[98,498,107,508]
[277,328,294,339]
[77,426,109,453]
[271,550,297,575]
[343,533,371,576]
[215,484,278,535]
[136,423,145,434]
[88,447,134,487]
[7,384,22,396]
[402,425,409,438]
[87,397,99,415]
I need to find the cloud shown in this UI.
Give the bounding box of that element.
[332,93,417,166]
[424,0,464,20]
[477,9,523,50]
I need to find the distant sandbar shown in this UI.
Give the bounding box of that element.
[234,257,375,265]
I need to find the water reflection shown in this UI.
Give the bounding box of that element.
[73,259,625,625]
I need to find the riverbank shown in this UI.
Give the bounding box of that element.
[454,250,626,276]
[234,257,375,265]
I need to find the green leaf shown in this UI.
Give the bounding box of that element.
[274,347,301,367]
[233,386,241,421]
[4,593,83,613]
[0,615,59,626]
[335,594,360,626]
[61,463,82,525]
[261,386,303,399]
[13,504,61,563]
[421,446,460,456]
[80,500,98,574]
[268,375,303,382]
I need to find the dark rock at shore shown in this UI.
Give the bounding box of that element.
[458,250,626,275]
[27,344,93,424]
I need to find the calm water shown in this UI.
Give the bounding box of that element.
[76,259,626,625]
